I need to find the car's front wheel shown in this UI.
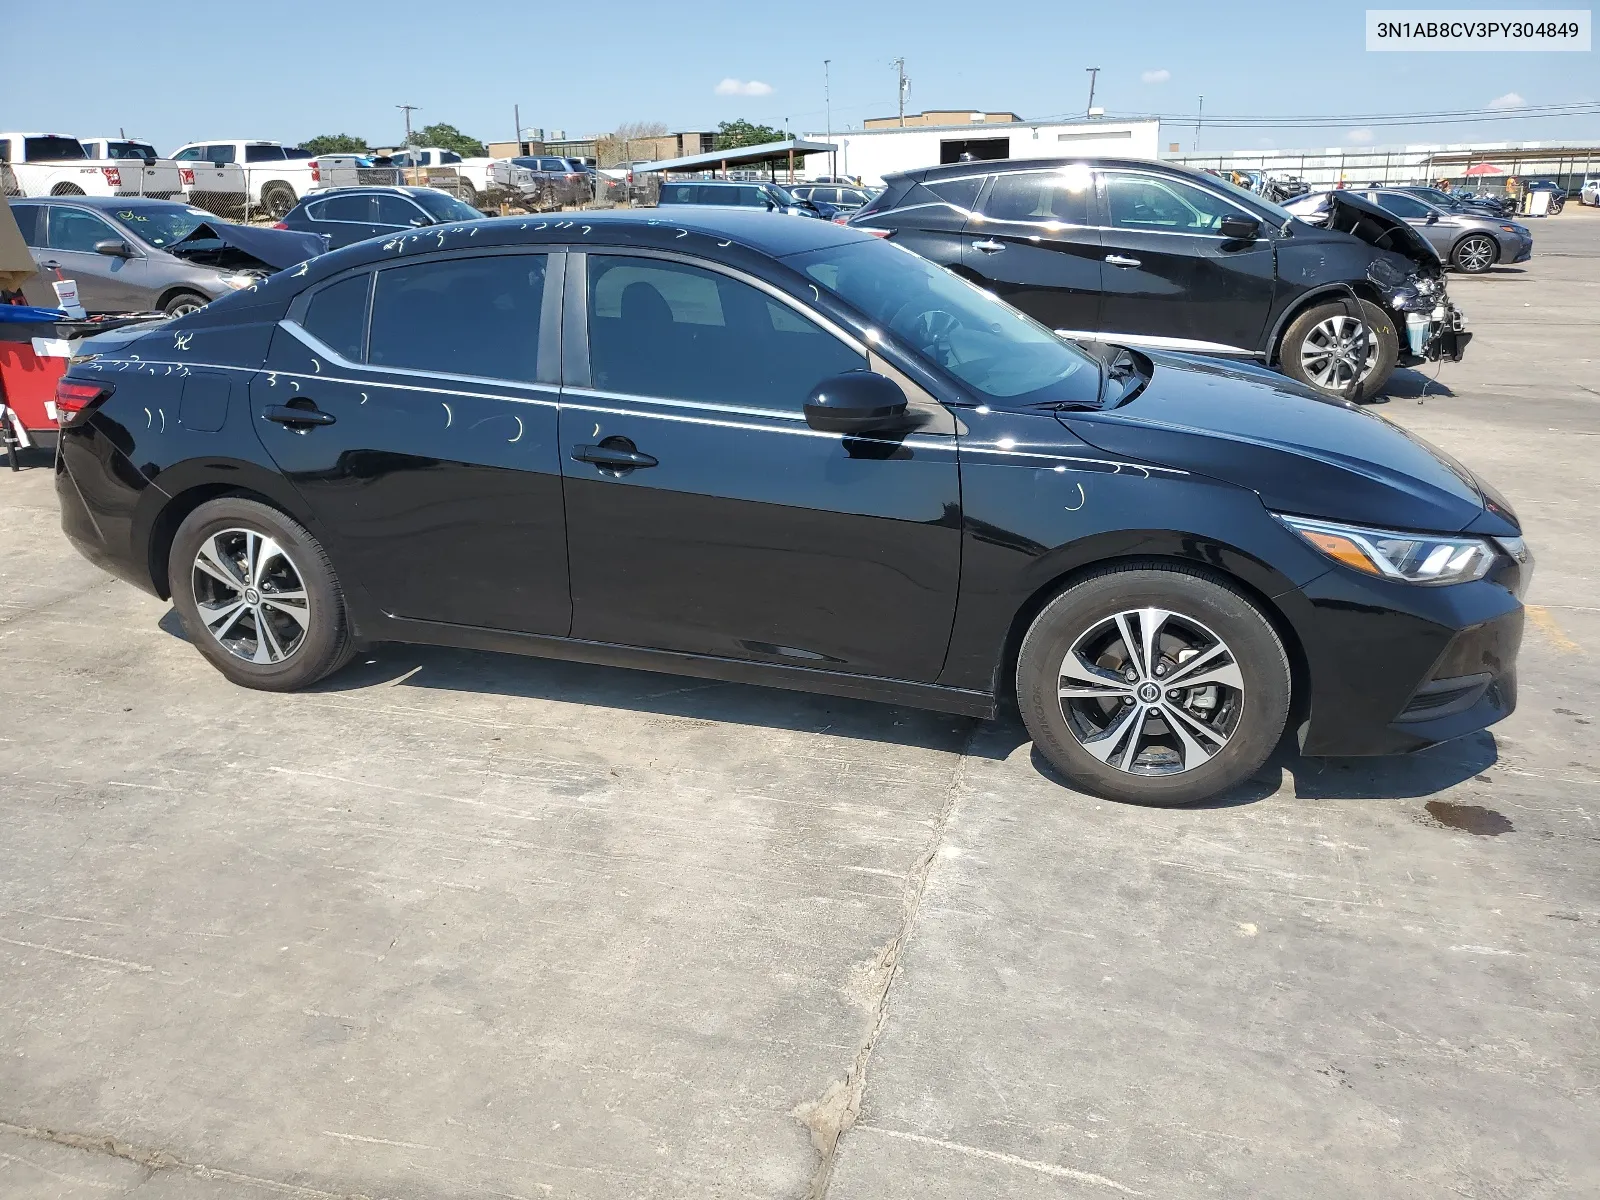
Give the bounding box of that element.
[162,291,208,317]
[1016,565,1291,807]
[1279,298,1399,402]
[1452,233,1498,273]
[169,497,354,691]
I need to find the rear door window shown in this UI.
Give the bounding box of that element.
[245,144,287,163]
[983,170,1090,224]
[301,273,372,361]
[372,194,425,226]
[311,194,374,222]
[204,145,236,165]
[368,253,547,382]
[10,204,44,247]
[924,177,983,209]
[1372,192,1433,219]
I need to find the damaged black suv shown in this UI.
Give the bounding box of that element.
[848,158,1468,402]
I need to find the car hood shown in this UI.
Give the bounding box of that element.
[168,221,327,271]
[1290,191,1441,266]
[1059,352,1496,533]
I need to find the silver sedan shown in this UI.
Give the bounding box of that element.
[1359,188,1532,274]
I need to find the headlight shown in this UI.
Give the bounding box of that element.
[1277,515,1497,585]
[221,272,262,291]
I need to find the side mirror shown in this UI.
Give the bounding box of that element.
[1218,215,1260,241]
[409,216,432,227]
[804,372,909,434]
[1425,212,1439,224]
[93,239,133,258]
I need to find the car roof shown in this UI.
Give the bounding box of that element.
[9,195,195,211]
[889,155,1221,185]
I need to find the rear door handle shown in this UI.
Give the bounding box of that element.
[573,443,658,469]
[264,404,336,426]
[1105,254,1141,267]
[40,260,61,270]
[971,239,1005,253]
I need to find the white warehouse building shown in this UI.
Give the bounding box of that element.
[800,115,1162,185]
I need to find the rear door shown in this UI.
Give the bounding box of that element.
[960,167,1101,336]
[40,204,149,313]
[872,174,982,269]
[251,249,571,635]
[303,194,384,248]
[557,250,962,681]
[1095,168,1276,355]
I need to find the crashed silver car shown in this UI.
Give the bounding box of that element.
[9,196,326,316]
[1288,188,1532,275]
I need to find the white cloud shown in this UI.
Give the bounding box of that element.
[715,78,773,97]
[1487,91,1525,109]
[1345,128,1374,144]
[1141,69,1170,84]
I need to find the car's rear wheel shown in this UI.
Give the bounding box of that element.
[1016,565,1291,807]
[1279,299,1398,402]
[1452,233,1498,273]
[162,291,208,317]
[169,497,354,691]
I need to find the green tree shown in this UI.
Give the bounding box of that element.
[408,123,487,157]
[301,133,369,155]
[713,119,785,151]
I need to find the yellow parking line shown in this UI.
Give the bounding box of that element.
[1525,605,1583,653]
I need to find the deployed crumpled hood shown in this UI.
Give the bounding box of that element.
[169,221,326,270]
[1292,191,1441,266]
[1060,353,1494,533]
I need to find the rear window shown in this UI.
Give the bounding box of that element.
[103,141,157,162]
[24,136,87,162]
[660,183,699,204]
[245,144,287,163]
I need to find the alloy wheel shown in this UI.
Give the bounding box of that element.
[191,528,310,664]
[1299,315,1379,391]
[1057,607,1246,776]
[167,298,205,317]
[1455,235,1495,273]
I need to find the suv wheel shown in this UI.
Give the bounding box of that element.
[1016,565,1291,807]
[1279,299,1398,402]
[1451,234,1498,273]
[260,183,296,220]
[169,497,354,691]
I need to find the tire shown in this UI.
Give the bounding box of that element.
[169,497,354,691]
[1016,564,1291,807]
[1451,233,1498,274]
[1279,298,1399,402]
[162,291,209,317]
[457,180,478,207]
[51,183,86,196]
[1548,196,1564,215]
[261,183,296,220]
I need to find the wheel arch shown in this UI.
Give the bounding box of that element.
[992,546,1312,730]
[1265,284,1387,366]
[154,286,212,313]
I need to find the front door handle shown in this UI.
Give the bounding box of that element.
[264,404,336,426]
[1105,254,1142,268]
[971,239,1005,253]
[573,442,658,470]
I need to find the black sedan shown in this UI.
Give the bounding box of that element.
[54,211,1527,806]
[275,186,486,250]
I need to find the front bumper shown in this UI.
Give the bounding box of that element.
[1283,552,1526,757]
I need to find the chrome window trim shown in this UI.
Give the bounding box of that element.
[561,392,956,451]
[279,320,557,397]
[564,384,807,423]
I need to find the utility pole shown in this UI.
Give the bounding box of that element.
[1194,95,1204,152]
[892,57,910,127]
[1085,67,1100,118]
[514,104,521,153]
[825,59,834,178]
[397,104,420,146]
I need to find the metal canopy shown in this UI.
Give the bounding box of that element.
[632,138,838,175]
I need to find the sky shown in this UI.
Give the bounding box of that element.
[3,0,1595,155]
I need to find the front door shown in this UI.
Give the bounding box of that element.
[40,204,149,314]
[1094,169,1277,355]
[250,249,571,636]
[559,251,962,683]
[960,167,1102,337]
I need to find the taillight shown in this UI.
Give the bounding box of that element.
[179,167,195,186]
[271,221,289,229]
[56,379,112,426]
[311,161,321,183]
[101,166,122,187]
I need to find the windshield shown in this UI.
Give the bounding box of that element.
[411,190,482,222]
[108,205,216,248]
[25,136,87,161]
[788,239,1099,406]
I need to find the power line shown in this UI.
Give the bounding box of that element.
[1040,101,1600,129]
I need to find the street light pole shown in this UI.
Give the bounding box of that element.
[1085,67,1100,118]
[825,58,834,178]
[1194,95,1204,153]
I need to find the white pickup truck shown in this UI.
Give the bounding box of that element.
[75,138,185,198]
[168,140,322,218]
[386,147,528,206]
[0,132,181,199]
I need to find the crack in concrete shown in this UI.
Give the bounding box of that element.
[0,1119,389,1199]
[792,720,977,1200]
